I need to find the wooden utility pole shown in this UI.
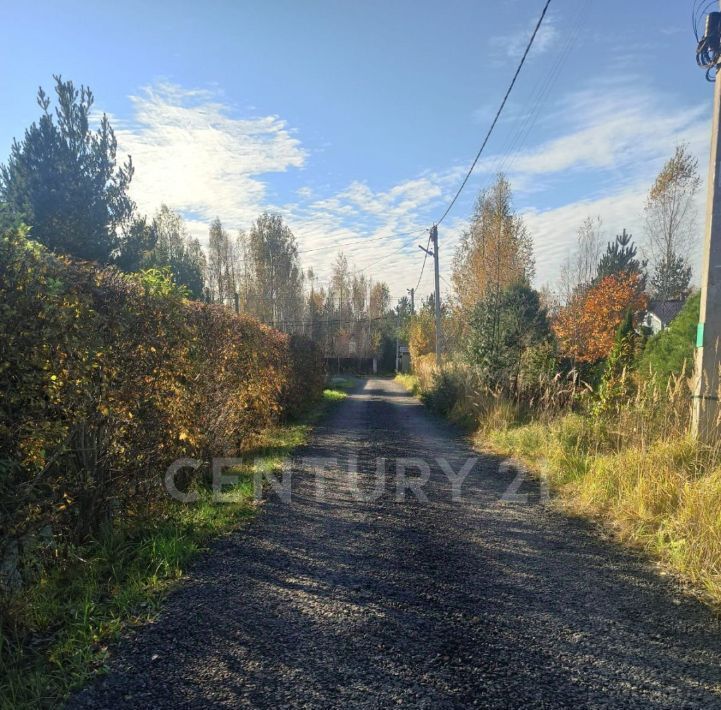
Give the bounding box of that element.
[694,7,721,441]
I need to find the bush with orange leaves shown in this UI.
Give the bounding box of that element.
[553,272,648,363]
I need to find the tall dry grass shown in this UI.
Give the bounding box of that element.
[398,355,721,606]
[484,372,721,606]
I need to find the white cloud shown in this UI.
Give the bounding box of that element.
[500,85,707,180]
[524,183,706,293]
[108,81,452,298]
[109,78,710,305]
[456,81,710,290]
[113,82,306,235]
[490,12,559,61]
[285,175,450,295]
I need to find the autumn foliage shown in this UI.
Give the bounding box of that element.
[0,227,324,555]
[553,272,648,363]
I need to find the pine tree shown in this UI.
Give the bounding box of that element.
[0,76,136,263]
[595,229,645,284]
[113,216,157,272]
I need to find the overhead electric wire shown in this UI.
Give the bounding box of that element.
[486,0,587,183]
[297,228,425,255]
[695,0,719,40]
[411,0,553,299]
[356,245,411,275]
[434,0,552,226]
[414,230,432,292]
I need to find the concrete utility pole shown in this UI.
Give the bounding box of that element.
[431,224,442,365]
[395,308,400,373]
[337,287,342,375]
[418,226,443,366]
[693,7,721,441]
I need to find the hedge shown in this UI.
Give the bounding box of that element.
[0,227,324,592]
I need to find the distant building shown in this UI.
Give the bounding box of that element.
[642,299,686,335]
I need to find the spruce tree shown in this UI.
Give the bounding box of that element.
[466,283,550,389]
[650,252,692,301]
[594,309,637,416]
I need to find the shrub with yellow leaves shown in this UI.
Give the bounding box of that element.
[0,227,324,586]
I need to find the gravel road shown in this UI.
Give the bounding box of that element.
[69,377,721,709]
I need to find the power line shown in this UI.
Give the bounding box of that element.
[297,229,424,255]
[435,0,553,226]
[356,246,410,275]
[230,228,424,262]
[488,0,586,181]
[414,229,432,292]
[310,242,417,283]
[694,0,719,41]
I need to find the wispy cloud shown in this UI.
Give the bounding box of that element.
[114,82,306,229]
[109,81,452,295]
[110,78,710,301]
[489,11,559,61]
[285,175,451,292]
[456,80,711,288]
[524,183,706,293]
[499,84,707,180]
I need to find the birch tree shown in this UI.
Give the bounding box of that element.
[451,174,534,315]
[644,146,700,300]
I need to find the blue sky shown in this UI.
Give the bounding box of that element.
[0,0,713,301]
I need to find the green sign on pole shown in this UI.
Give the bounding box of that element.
[697,322,705,348]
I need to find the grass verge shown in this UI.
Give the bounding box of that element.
[394,373,420,396]
[483,417,721,607]
[326,375,359,392]
[0,387,347,710]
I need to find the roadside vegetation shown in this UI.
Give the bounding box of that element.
[0,384,345,709]
[0,77,401,364]
[0,77,361,709]
[400,147,721,608]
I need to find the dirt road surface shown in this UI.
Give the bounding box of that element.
[69,377,721,709]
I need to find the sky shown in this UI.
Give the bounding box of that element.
[0,0,714,303]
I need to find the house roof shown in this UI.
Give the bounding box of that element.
[647,299,685,325]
